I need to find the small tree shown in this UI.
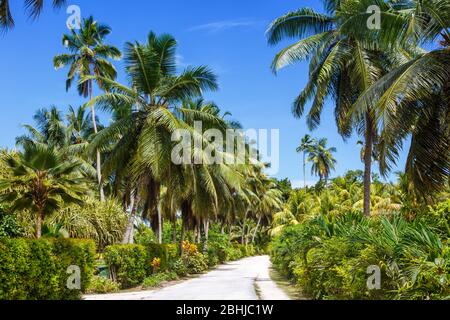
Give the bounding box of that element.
[0,145,89,238]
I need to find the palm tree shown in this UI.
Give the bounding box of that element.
[308,138,337,183]
[0,145,89,238]
[250,178,283,243]
[16,106,66,149]
[85,32,218,243]
[16,106,97,179]
[54,16,121,201]
[350,0,450,197]
[66,105,96,145]
[266,0,415,216]
[296,134,315,188]
[0,0,66,32]
[169,98,245,250]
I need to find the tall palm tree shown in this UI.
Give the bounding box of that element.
[350,0,450,197]
[0,145,89,238]
[308,138,337,183]
[85,32,218,243]
[266,0,414,216]
[155,97,246,250]
[296,134,315,188]
[0,0,66,32]
[54,16,121,201]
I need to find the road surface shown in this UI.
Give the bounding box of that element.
[84,255,290,300]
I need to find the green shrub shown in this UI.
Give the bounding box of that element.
[104,244,147,289]
[244,244,256,256]
[147,243,178,271]
[270,211,450,300]
[0,209,23,238]
[206,250,220,267]
[225,243,256,261]
[85,275,120,294]
[0,238,95,300]
[427,198,450,235]
[183,251,208,273]
[48,199,128,250]
[142,271,178,289]
[170,258,189,277]
[134,224,157,245]
[180,242,208,274]
[207,229,232,263]
[226,244,244,261]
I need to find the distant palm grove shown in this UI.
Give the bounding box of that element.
[0,0,449,300]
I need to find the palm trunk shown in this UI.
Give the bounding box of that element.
[251,216,261,244]
[179,201,188,253]
[36,210,43,239]
[157,209,162,244]
[89,80,105,202]
[303,152,306,189]
[363,112,374,217]
[202,219,209,253]
[180,220,185,253]
[122,192,138,244]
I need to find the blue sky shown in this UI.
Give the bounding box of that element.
[0,0,408,187]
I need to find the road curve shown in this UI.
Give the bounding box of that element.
[84,255,290,300]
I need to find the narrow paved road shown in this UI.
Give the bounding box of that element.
[84,256,290,300]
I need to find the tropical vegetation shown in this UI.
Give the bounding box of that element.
[268,0,449,300]
[0,0,448,300]
[0,16,283,299]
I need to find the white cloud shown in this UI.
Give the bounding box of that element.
[188,20,257,34]
[291,179,318,189]
[175,54,189,68]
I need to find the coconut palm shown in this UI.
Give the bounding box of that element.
[250,178,283,243]
[266,0,417,216]
[85,31,218,243]
[308,138,337,183]
[296,134,315,188]
[269,209,299,237]
[15,106,97,179]
[16,106,66,149]
[0,0,66,32]
[54,16,121,201]
[66,105,96,145]
[349,0,450,197]
[169,98,246,250]
[0,145,89,238]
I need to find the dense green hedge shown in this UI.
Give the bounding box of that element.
[0,238,96,300]
[104,243,181,289]
[104,244,148,289]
